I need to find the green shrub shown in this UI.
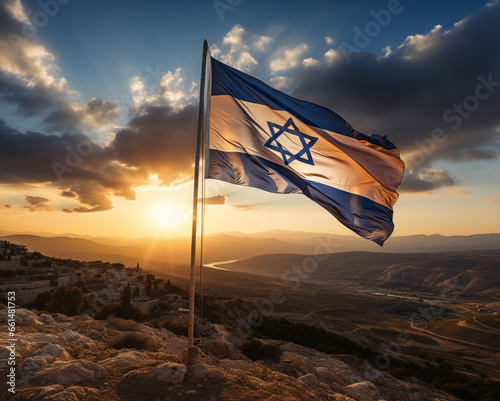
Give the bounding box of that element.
[238,339,281,362]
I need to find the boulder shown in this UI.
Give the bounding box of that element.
[38,344,71,361]
[61,330,94,346]
[162,336,187,357]
[345,381,382,401]
[30,360,108,385]
[219,358,254,374]
[101,350,149,368]
[187,363,209,379]
[54,313,69,323]
[38,313,57,325]
[152,362,187,384]
[20,355,52,375]
[203,339,237,358]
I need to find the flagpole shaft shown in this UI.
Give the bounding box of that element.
[188,40,209,349]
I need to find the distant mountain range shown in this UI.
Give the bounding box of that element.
[1,230,499,295]
[1,230,499,267]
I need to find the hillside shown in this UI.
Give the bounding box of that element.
[0,307,462,401]
[221,250,500,294]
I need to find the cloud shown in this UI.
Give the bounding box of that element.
[60,191,76,198]
[110,104,197,185]
[0,1,70,115]
[0,1,201,213]
[4,204,12,209]
[491,198,499,203]
[285,2,500,192]
[130,67,197,110]
[24,195,53,212]
[0,118,140,213]
[325,36,334,45]
[201,195,227,205]
[231,204,259,211]
[211,25,273,72]
[269,44,309,72]
[269,76,291,90]
[399,169,457,193]
[450,188,469,195]
[303,57,320,68]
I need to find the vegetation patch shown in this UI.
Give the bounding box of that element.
[254,318,377,360]
[110,332,158,351]
[238,339,282,362]
[161,319,188,337]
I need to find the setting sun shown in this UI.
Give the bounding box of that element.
[151,203,182,229]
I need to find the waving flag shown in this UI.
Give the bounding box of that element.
[206,57,405,245]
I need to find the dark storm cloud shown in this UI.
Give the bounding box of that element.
[0,101,198,212]
[291,2,500,191]
[0,74,59,116]
[111,105,197,185]
[0,119,142,212]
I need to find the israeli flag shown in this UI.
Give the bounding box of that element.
[206,57,405,245]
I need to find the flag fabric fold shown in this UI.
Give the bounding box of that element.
[206,56,405,245]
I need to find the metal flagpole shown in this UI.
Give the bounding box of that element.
[187,40,209,352]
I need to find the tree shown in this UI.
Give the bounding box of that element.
[121,283,131,315]
[46,285,85,316]
[32,291,52,311]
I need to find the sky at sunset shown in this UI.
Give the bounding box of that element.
[0,0,499,242]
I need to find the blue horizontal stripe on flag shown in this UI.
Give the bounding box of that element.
[207,149,394,245]
[211,57,396,151]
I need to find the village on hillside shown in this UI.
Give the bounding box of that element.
[0,240,188,316]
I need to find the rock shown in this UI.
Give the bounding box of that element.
[38,313,57,325]
[162,337,187,357]
[45,393,79,401]
[187,363,209,379]
[20,355,52,375]
[61,330,94,346]
[16,308,39,320]
[207,367,225,380]
[219,359,254,373]
[204,339,237,358]
[186,390,197,395]
[30,360,108,385]
[152,362,187,384]
[24,333,62,346]
[54,313,69,323]
[0,345,20,369]
[38,344,71,361]
[345,381,382,401]
[298,373,318,387]
[102,350,149,368]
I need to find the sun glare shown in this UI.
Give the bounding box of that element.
[151,203,182,229]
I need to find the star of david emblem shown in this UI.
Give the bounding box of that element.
[264,118,318,166]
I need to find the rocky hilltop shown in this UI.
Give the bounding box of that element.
[0,307,461,401]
